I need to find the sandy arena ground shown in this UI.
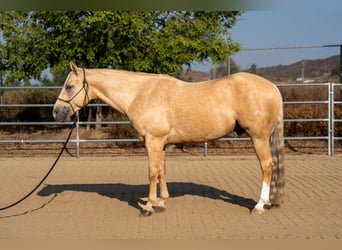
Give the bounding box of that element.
[0,154,341,239]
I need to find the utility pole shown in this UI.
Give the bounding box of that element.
[301,60,305,83]
[227,56,231,76]
[0,71,2,105]
[340,44,342,107]
[340,45,342,84]
[340,45,342,107]
[211,62,216,79]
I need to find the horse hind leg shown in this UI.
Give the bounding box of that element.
[251,137,273,215]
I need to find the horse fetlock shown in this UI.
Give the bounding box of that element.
[138,201,152,210]
[153,198,167,212]
[156,197,165,205]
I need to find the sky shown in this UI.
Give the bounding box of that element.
[193,5,342,72]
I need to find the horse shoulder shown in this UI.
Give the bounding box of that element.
[127,83,174,139]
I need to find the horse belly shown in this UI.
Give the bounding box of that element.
[168,110,236,143]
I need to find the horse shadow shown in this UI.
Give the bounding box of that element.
[37,182,257,213]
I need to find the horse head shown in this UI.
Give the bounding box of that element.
[53,62,90,122]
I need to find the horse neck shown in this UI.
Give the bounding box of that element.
[87,69,139,115]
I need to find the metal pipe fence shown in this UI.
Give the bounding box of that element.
[0,83,341,157]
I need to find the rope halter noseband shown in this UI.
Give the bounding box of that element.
[57,67,90,115]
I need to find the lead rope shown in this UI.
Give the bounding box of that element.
[0,119,77,211]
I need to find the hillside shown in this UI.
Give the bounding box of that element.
[180,55,340,83]
[179,70,211,82]
[257,55,340,83]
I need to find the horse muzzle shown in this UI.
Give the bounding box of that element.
[52,104,72,122]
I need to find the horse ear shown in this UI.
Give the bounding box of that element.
[70,62,79,75]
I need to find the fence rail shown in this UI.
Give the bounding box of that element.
[1,83,341,157]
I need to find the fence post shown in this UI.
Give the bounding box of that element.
[204,142,208,157]
[329,82,335,156]
[339,45,342,108]
[76,111,80,159]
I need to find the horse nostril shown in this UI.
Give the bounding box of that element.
[52,108,58,120]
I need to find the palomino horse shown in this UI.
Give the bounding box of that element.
[53,62,285,216]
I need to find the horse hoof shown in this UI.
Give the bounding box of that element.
[153,206,166,213]
[140,209,153,217]
[251,208,265,215]
[264,204,281,210]
[263,204,272,210]
[271,204,281,209]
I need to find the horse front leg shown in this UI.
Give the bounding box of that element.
[139,136,169,216]
[155,149,169,212]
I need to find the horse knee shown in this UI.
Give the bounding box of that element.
[149,169,159,183]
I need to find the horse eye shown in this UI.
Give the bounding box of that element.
[65,84,74,91]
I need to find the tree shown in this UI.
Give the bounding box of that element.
[248,63,265,77]
[210,56,241,79]
[249,63,258,74]
[0,12,49,85]
[0,11,242,85]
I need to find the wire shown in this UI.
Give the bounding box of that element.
[242,44,341,51]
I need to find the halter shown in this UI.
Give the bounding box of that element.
[57,67,89,114]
